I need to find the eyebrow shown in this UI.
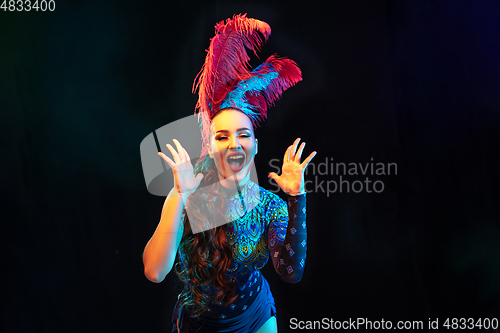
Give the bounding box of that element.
[215,127,252,134]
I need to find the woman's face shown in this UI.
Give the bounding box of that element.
[209,108,258,187]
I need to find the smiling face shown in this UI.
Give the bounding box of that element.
[208,108,258,188]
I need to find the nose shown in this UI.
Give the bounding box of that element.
[228,135,242,150]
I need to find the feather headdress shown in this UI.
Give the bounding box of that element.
[193,14,302,156]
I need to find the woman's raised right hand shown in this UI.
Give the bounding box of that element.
[158,139,203,199]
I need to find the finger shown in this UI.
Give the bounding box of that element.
[183,147,191,163]
[301,151,317,169]
[172,139,186,162]
[295,142,306,163]
[283,145,291,163]
[290,138,301,160]
[268,172,280,182]
[166,144,181,164]
[158,152,175,169]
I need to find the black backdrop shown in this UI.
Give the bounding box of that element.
[2,0,500,332]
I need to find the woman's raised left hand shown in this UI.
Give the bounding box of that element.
[268,138,317,196]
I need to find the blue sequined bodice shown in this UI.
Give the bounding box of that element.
[177,181,287,287]
[223,181,281,283]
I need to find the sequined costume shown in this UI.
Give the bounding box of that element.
[172,181,307,332]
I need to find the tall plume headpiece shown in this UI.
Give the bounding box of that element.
[193,14,302,157]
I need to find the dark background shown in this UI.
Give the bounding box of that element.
[2,0,500,332]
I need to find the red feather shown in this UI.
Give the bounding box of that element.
[193,14,271,116]
[245,55,302,122]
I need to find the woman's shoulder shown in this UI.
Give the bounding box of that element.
[253,185,288,227]
[254,183,286,208]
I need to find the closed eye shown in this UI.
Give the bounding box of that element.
[215,133,251,140]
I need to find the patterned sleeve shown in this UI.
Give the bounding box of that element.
[267,193,307,283]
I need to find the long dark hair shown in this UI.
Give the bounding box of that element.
[174,154,237,317]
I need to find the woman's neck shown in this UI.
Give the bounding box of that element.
[218,173,251,190]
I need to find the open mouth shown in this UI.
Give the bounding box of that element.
[226,153,245,172]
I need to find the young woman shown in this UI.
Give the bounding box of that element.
[143,14,316,332]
